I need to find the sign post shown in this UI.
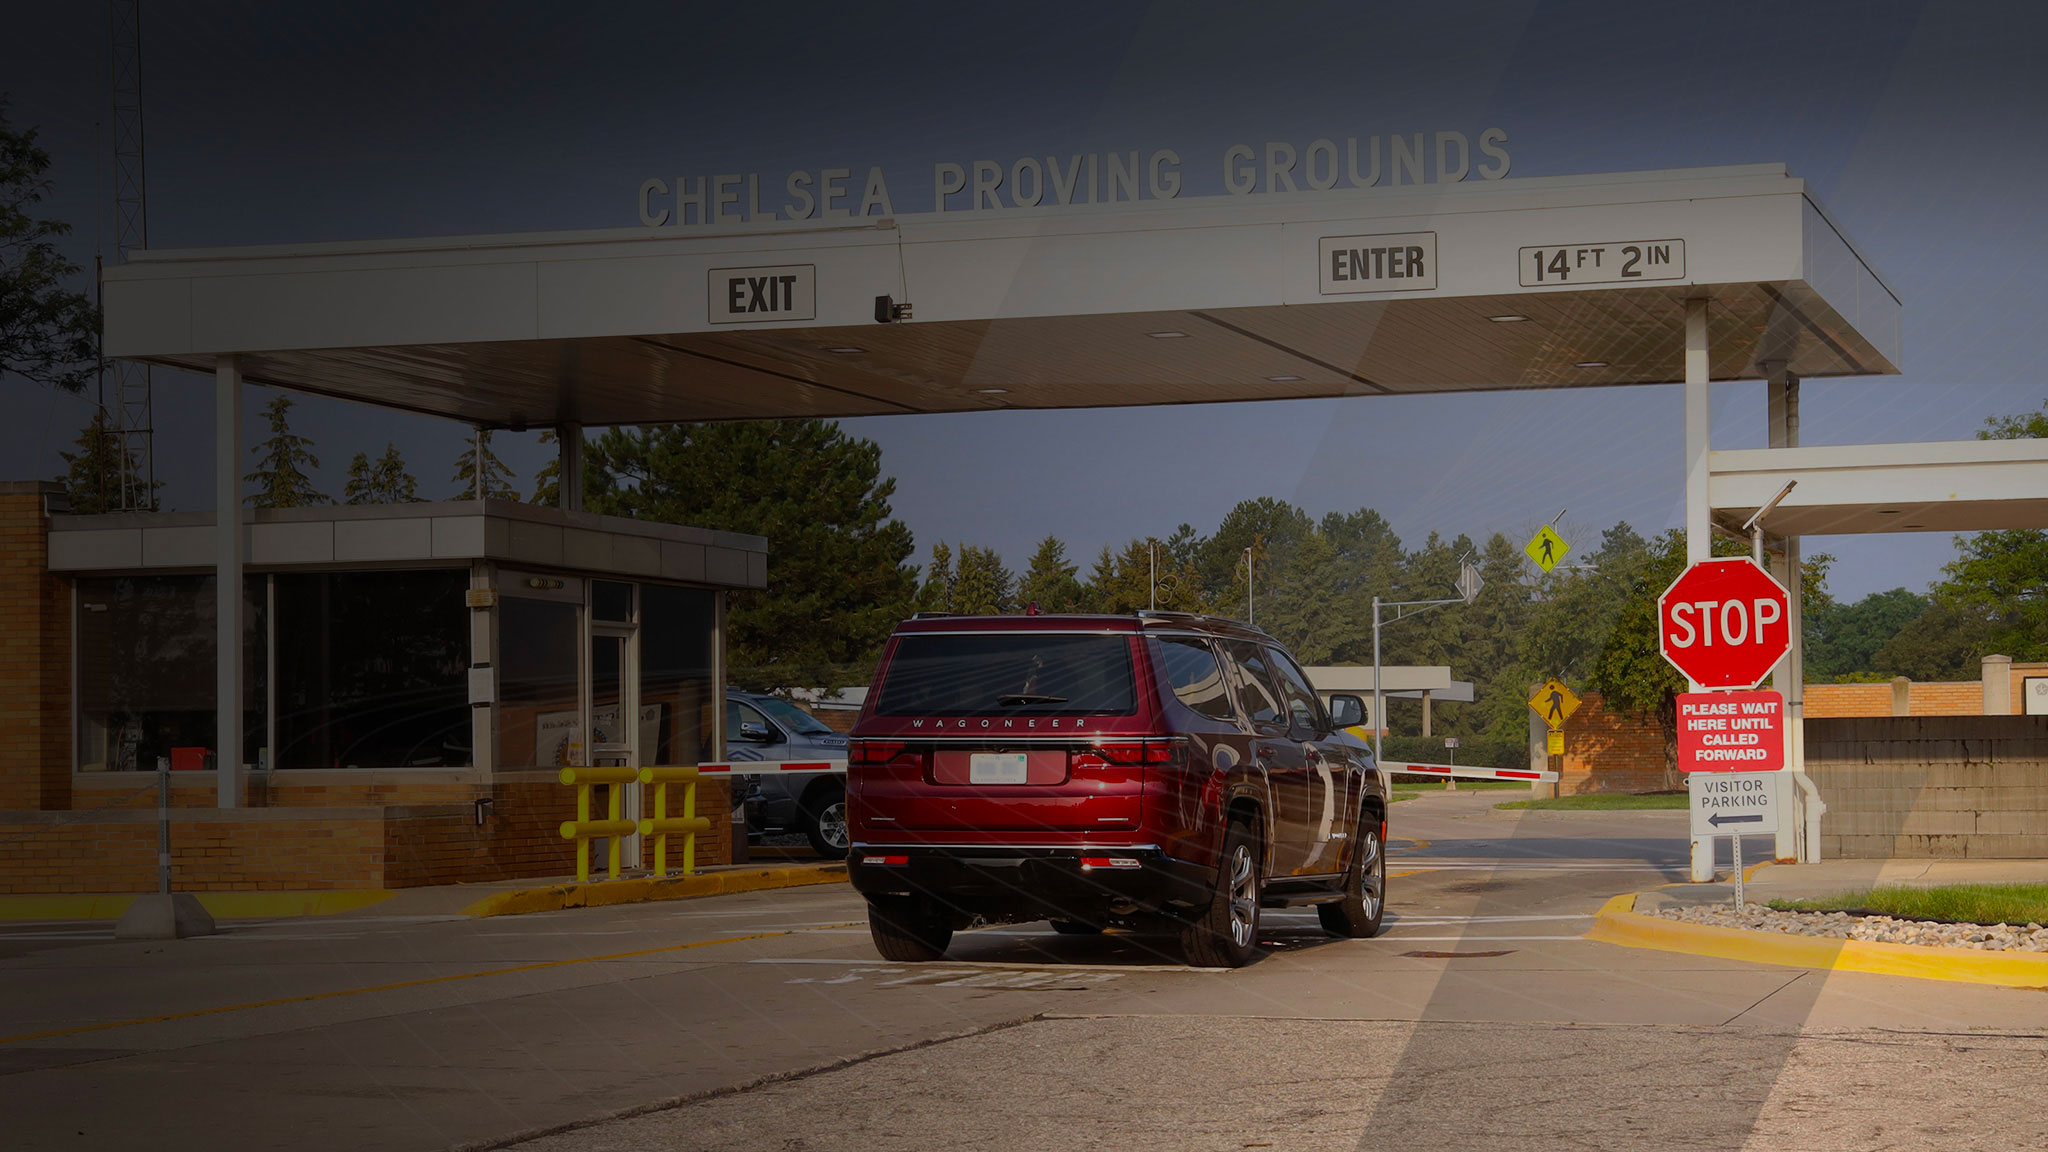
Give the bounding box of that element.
[1660,559,1793,901]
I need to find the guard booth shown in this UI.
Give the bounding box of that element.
[51,160,2048,888]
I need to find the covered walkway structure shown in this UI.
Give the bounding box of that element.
[94,161,2047,875]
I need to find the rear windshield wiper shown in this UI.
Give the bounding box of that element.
[996,693,1068,706]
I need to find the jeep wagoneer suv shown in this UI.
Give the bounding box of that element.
[845,611,1387,968]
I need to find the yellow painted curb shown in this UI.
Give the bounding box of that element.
[1586,892,2048,989]
[0,890,394,921]
[462,864,849,918]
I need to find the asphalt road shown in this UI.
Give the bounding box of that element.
[4,792,2044,1152]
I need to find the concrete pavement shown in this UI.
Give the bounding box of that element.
[3,791,2044,1152]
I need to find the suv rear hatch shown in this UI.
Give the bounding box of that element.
[852,629,1170,833]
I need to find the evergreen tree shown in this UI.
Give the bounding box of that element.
[1018,536,1086,613]
[531,429,560,505]
[452,427,518,501]
[344,443,422,504]
[951,545,1015,614]
[1259,529,1346,663]
[916,541,955,612]
[1,99,97,393]
[587,418,917,688]
[245,395,329,508]
[58,408,157,513]
[1086,537,1204,615]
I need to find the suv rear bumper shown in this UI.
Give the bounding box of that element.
[847,845,1214,922]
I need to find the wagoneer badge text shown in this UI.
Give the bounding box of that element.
[910,718,1091,729]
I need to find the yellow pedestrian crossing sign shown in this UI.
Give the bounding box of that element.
[1528,679,1580,730]
[1525,525,1570,573]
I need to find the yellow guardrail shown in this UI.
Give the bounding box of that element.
[558,765,640,882]
[638,766,711,879]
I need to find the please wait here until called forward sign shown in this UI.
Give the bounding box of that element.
[1676,690,1784,773]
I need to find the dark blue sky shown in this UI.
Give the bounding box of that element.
[5,1,2045,601]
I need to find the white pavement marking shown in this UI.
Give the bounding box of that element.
[750,957,1225,974]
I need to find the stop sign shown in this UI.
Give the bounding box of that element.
[1657,558,1791,689]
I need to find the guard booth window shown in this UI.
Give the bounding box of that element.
[74,574,266,773]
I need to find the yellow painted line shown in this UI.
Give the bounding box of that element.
[1585,892,2048,989]
[0,930,790,1047]
[0,890,394,921]
[1390,838,1431,852]
[462,864,848,918]
[1387,869,1432,879]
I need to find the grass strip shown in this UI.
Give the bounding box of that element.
[1495,793,1688,811]
[1767,882,2048,927]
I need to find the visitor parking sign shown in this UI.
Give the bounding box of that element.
[1689,772,1781,838]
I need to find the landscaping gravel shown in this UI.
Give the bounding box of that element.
[1653,902,2048,952]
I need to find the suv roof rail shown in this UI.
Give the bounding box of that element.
[1134,609,1266,632]
[908,611,956,619]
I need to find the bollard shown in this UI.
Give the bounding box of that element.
[558,765,640,882]
[638,766,712,878]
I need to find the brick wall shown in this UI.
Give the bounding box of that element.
[1807,716,2048,858]
[0,482,70,810]
[0,809,389,893]
[1554,692,1674,794]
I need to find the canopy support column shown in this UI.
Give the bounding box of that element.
[558,422,584,512]
[1684,299,1713,881]
[1768,367,1814,862]
[215,356,244,808]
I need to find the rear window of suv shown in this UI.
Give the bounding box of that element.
[873,633,1138,717]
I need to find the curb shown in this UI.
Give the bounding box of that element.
[0,890,394,921]
[1586,893,2048,989]
[460,863,849,918]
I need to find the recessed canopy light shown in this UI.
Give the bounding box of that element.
[1488,314,1529,323]
[1902,524,1924,529]
[1265,375,1304,383]
[1876,508,1903,514]
[1146,330,1189,339]
[823,346,866,354]
[973,387,1009,395]
[1575,361,1608,368]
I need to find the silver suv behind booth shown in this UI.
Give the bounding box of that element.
[726,691,850,858]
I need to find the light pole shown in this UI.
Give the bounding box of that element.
[1371,558,1484,768]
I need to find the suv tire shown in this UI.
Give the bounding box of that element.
[1181,819,1262,968]
[1318,809,1385,939]
[866,895,952,962]
[1049,919,1104,935]
[801,781,850,860]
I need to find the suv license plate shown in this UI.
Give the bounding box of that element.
[969,752,1028,785]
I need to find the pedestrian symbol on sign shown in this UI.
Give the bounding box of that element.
[1525,525,1570,573]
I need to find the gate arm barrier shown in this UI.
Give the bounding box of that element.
[637,766,712,879]
[696,759,847,776]
[1382,760,1558,784]
[559,765,640,883]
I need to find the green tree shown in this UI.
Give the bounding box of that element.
[916,541,955,612]
[452,427,518,501]
[1805,587,1930,680]
[587,419,917,689]
[1018,536,1087,613]
[530,429,561,505]
[1087,537,1206,615]
[58,408,157,513]
[1873,399,2048,678]
[951,545,1015,614]
[245,395,329,508]
[344,443,422,504]
[1,99,96,393]
[1204,497,1314,605]
[1259,528,1346,663]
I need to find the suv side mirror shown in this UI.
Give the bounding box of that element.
[736,721,776,744]
[1327,694,1365,730]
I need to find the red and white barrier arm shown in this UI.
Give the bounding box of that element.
[695,760,848,776]
[1380,761,1558,784]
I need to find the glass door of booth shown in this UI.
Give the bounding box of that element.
[589,624,641,868]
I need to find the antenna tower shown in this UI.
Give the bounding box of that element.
[106,0,155,509]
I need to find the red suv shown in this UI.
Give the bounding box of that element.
[845,611,1387,968]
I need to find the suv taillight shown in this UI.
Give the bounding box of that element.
[848,740,903,765]
[1071,740,1183,778]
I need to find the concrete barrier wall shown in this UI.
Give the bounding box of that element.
[1807,716,2048,858]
